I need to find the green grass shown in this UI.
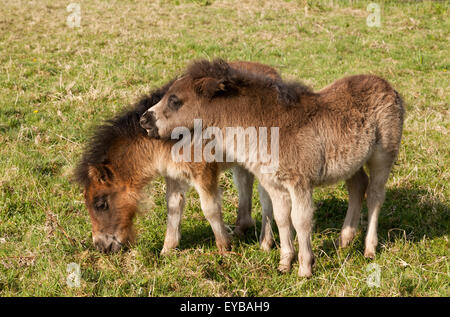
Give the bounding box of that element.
[0,0,449,296]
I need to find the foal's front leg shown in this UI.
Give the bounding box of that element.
[194,182,231,253]
[260,183,294,272]
[161,177,188,254]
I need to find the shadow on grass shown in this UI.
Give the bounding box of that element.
[168,186,449,254]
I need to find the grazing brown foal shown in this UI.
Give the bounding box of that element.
[141,59,404,277]
[74,61,280,254]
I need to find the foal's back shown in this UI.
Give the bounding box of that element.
[289,74,404,185]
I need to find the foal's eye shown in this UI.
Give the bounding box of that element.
[94,196,108,211]
[168,95,183,111]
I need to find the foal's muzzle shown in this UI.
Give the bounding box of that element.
[140,110,160,139]
[93,234,124,253]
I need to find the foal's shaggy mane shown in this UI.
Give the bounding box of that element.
[73,80,174,187]
[187,59,314,106]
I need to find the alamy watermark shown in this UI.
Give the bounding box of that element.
[67,3,81,28]
[366,3,381,28]
[170,119,279,174]
[66,262,81,288]
[366,263,381,288]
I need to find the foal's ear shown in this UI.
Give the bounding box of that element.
[194,77,235,99]
[88,164,114,184]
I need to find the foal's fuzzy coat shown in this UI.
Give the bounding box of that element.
[142,59,405,277]
[74,61,280,253]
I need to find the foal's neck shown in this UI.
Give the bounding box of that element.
[110,136,171,187]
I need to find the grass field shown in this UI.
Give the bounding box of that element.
[0,0,448,297]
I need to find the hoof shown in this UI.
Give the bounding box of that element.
[260,240,273,252]
[339,229,356,248]
[339,236,352,248]
[233,219,255,237]
[298,266,313,278]
[278,253,294,273]
[233,226,246,237]
[160,247,173,255]
[278,263,291,273]
[364,249,376,259]
[216,241,232,254]
[298,255,314,277]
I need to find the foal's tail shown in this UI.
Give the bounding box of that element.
[375,87,405,160]
[394,90,405,120]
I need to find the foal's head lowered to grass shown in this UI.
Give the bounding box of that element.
[73,87,168,253]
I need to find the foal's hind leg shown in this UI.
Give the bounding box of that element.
[232,166,255,236]
[161,177,188,254]
[339,168,368,248]
[258,184,274,251]
[364,150,396,258]
[288,185,315,277]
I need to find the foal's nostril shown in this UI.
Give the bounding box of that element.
[94,235,123,253]
[104,242,112,253]
[140,111,160,139]
[139,115,149,128]
[110,240,123,253]
[140,111,156,129]
[94,239,106,252]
